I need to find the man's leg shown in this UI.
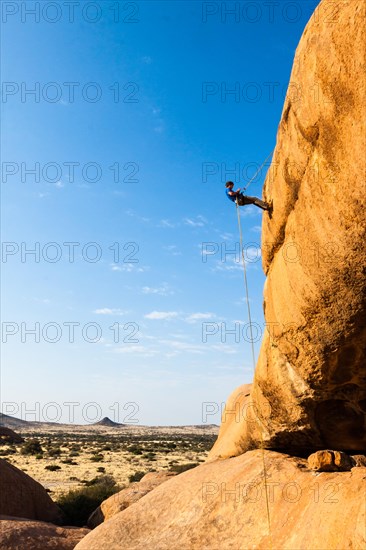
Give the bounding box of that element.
[244,195,270,211]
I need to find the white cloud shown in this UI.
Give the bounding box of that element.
[212,248,261,272]
[234,297,254,306]
[113,345,158,357]
[142,284,173,296]
[55,180,64,188]
[110,263,147,273]
[159,219,176,228]
[239,206,261,218]
[213,256,242,272]
[219,232,234,240]
[159,339,204,354]
[185,312,215,323]
[124,210,150,223]
[245,245,261,262]
[200,244,219,258]
[251,225,262,233]
[144,311,178,320]
[94,308,128,316]
[184,215,207,227]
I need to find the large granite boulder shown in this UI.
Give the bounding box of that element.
[211,0,366,459]
[0,459,64,524]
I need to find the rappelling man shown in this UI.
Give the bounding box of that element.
[225,181,271,212]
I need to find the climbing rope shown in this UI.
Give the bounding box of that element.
[235,163,273,547]
[242,149,274,192]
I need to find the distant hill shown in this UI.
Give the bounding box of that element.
[0,413,218,431]
[0,413,124,429]
[92,417,125,428]
[0,413,33,429]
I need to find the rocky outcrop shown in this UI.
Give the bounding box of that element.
[92,417,124,427]
[88,471,176,528]
[207,384,252,461]
[0,517,89,550]
[75,450,366,550]
[211,0,366,458]
[0,427,23,445]
[0,459,64,524]
[307,450,354,471]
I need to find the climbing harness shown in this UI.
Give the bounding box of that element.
[235,150,274,548]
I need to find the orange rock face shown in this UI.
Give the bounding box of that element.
[207,384,252,461]
[212,0,366,458]
[75,450,366,550]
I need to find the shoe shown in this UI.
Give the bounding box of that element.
[267,200,273,217]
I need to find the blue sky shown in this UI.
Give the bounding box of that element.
[1,0,319,425]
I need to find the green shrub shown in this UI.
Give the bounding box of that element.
[57,475,119,526]
[90,454,103,462]
[62,458,78,465]
[128,470,146,483]
[97,467,106,473]
[82,475,114,487]
[45,464,61,471]
[21,439,43,456]
[127,445,143,455]
[143,452,156,459]
[48,447,62,457]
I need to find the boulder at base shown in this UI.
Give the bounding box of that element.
[75,450,366,550]
[0,517,89,550]
[0,459,64,524]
